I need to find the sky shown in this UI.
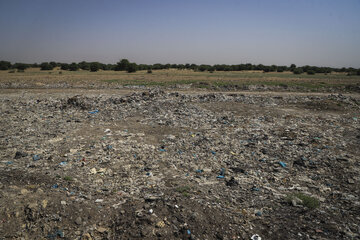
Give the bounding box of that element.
[0,0,359,67]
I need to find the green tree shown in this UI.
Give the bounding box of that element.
[79,61,90,70]
[90,62,100,72]
[40,62,54,70]
[14,63,28,71]
[49,61,57,68]
[69,62,79,71]
[127,63,137,73]
[0,61,11,70]
[60,63,69,70]
[290,64,296,72]
[115,59,130,71]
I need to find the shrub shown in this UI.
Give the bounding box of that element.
[293,68,303,74]
[307,70,315,75]
[63,176,73,181]
[147,69,152,74]
[286,193,320,210]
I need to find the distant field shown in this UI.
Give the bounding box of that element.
[1,68,360,91]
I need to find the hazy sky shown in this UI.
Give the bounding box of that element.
[0,0,359,67]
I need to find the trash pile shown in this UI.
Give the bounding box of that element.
[0,89,359,239]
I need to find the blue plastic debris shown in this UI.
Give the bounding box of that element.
[51,184,59,189]
[255,211,262,216]
[32,155,41,161]
[353,117,358,121]
[278,161,287,168]
[187,230,191,235]
[59,161,67,166]
[47,229,64,239]
[159,149,166,152]
[6,161,13,165]
[211,151,216,155]
[251,187,260,191]
[195,169,203,173]
[133,154,137,158]
[107,145,113,150]
[177,150,183,154]
[88,109,99,114]
[217,168,225,178]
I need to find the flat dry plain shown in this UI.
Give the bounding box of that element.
[0,69,360,239]
[1,68,360,91]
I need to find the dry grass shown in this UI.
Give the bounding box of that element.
[0,68,359,90]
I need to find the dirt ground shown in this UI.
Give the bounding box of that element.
[0,88,359,239]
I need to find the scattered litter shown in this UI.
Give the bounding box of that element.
[278,161,287,168]
[88,109,99,114]
[251,234,262,240]
[47,229,64,239]
[32,155,41,161]
[217,168,225,178]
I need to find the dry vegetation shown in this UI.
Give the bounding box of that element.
[1,68,360,91]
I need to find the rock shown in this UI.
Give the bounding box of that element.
[81,233,92,240]
[291,197,303,207]
[348,179,355,184]
[96,227,108,233]
[14,151,27,159]
[20,189,29,195]
[42,199,48,209]
[75,217,82,225]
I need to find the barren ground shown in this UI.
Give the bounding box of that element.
[0,75,360,239]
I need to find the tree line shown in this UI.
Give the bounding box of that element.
[1,59,360,75]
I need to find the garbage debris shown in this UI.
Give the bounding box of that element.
[278,161,287,168]
[14,151,27,159]
[251,234,262,240]
[1,89,359,239]
[88,109,99,114]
